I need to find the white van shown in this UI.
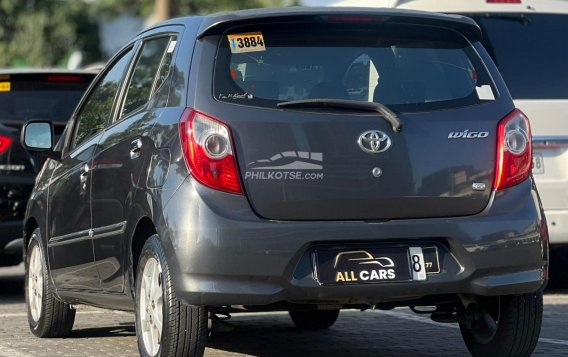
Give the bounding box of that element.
[332,0,568,250]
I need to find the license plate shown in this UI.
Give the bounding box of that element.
[314,245,439,285]
[533,152,544,175]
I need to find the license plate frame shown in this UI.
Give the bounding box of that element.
[313,245,440,286]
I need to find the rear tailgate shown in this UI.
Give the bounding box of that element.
[227,104,505,220]
[198,12,513,220]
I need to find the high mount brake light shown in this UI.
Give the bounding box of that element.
[324,16,377,23]
[493,109,532,190]
[0,135,13,155]
[179,109,243,195]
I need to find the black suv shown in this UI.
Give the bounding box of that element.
[22,8,548,357]
[0,70,95,266]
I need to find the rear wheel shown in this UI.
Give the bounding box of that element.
[459,293,543,357]
[289,309,340,330]
[25,229,76,337]
[135,235,208,357]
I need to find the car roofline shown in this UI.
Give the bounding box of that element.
[190,6,481,41]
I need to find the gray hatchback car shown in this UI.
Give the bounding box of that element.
[21,7,548,357]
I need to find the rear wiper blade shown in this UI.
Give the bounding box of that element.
[277,99,402,133]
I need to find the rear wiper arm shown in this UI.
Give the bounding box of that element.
[277,99,402,133]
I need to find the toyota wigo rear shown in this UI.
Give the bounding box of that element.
[21,8,547,357]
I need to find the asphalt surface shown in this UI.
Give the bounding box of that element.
[0,264,566,357]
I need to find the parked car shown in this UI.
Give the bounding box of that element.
[0,70,96,266]
[21,7,548,357]
[334,0,568,276]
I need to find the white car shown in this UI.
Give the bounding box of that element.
[331,0,568,250]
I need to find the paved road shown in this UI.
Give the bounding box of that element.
[1,264,566,357]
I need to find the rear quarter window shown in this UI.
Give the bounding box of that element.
[213,22,497,112]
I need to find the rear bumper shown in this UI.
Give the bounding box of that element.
[159,178,548,307]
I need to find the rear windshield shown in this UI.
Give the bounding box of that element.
[466,13,568,100]
[0,75,93,123]
[213,22,496,112]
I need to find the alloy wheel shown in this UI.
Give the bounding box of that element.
[27,244,43,322]
[139,257,164,356]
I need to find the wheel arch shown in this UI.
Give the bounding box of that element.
[23,216,40,256]
[128,216,157,296]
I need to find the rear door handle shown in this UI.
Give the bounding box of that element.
[130,138,142,159]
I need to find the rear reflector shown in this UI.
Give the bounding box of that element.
[179,109,243,194]
[493,109,532,190]
[0,135,13,154]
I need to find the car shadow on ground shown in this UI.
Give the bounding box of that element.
[208,313,395,357]
[0,262,566,356]
[68,323,136,339]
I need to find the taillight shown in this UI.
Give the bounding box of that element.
[0,135,13,155]
[493,109,532,190]
[179,108,242,194]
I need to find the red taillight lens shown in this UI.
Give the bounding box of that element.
[179,108,242,194]
[0,135,13,155]
[493,109,532,190]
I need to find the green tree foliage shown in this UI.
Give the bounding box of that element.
[93,0,298,18]
[0,0,298,67]
[0,0,100,67]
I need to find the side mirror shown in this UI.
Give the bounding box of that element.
[21,120,61,161]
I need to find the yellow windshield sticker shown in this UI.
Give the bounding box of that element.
[227,32,266,53]
[0,82,10,92]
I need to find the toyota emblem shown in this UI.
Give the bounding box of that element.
[357,130,392,153]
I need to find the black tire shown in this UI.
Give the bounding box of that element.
[135,235,208,357]
[25,229,76,337]
[459,292,543,357]
[289,309,340,330]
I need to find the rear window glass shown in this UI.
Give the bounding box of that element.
[466,13,568,100]
[0,76,92,123]
[213,22,496,112]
